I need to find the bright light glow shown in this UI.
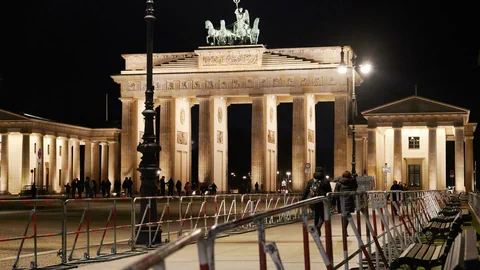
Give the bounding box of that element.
[326,175,330,180]
[277,171,279,174]
[286,171,291,176]
[157,170,161,175]
[231,172,235,176]
[243,176,247,179]
[337,63,347,74]
[360,63,372,74]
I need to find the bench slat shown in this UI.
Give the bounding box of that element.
[464,228,479,269]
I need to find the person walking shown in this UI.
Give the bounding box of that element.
[100,179,106,197]
[390,180,402,215]
[31,181,37,199]
[106,179,112,198]
[64,183,71,199]
[302,167,332,235]
[114,178,121,197]
[85,177,91,198]
[184,182,192,196]
[77,178,84,199]
[334,171,358,236]
[71,179,77,199]
[254,182,259,193]
[211,182,217,195]
[167,178,174,196]
[127,177,133,197]
[160,176,166,196]
[176,180,182,196]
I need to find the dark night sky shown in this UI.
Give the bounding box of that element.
[0,1,479,182]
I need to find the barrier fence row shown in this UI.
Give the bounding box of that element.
[123,190,456,270]
[0,193,301,269]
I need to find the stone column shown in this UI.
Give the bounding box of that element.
[292,95,306,191]
[37,134,44,187]
[22,134,31,186]
[108,141,118,181]
[454,126,465,191]
[465,135,474,192]
[1,134,8,193]
[355,138,364,176]
[393,127,402,182]
[120,98,137,181]
[159,99,173,179]
[91,142,100,181]
[59,137,69,188]
[334,95,348,178]
[367,128,378,188]
[72,139,80,180]
[67,139,73,181]
[101,142,109,181]
[198,97,212,184]
[84,140,92,180]
[49,136,57,193]
[428,126,438,190]
[251,95,266,191]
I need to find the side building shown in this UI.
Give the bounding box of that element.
[0,109,121,195]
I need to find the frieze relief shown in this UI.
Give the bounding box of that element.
[267,130,275,144]
[177,131,188,145]
[308,129,315,143]
[202,54,259,67]
[125,76,340,91]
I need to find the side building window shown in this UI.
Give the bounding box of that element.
[408,164,421,187]
[408,136,420,149]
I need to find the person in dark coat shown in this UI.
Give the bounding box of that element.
[160,176,166,196]
[167,178,174,196]
[85,177,91,198]
[114,178,122,197]
[106,179,112,198]
[77,178,85,198]
[390,180,403,215]
[334,171,358,235]
[302,167,332,234]
[31,181,37,199]
[176,180,182,196]
[100,179,106,197]
[64,183,71,198]
[127,177,133,197]
[71,179,77,198]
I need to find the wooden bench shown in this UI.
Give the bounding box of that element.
[390,215,468,269]
[422,211,464,242]
[443,228,479,270]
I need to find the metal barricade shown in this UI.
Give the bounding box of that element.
[64,197,133,262]
[0,199,65,269]
[122,229,208,270]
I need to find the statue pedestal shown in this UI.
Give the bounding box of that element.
[195,45,266,71]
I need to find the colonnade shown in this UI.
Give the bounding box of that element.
[0,132,120,194]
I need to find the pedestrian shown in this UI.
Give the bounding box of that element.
[85,177,91,198]
[114,178,121,197]
[100,179,106,197]
[254,182,259,193]
[160,176,166,196]
[78,178,84,198]
[64,183,71,198]
[334,171,358,236]
[184,182,191,196]
[211,182,217,195]
[167,178,174,196]
[31,181,37,199]
[390,180,403,215]
[106,179,112,198]
[71,179,77,199]
[176,180,182,196]
[122,177,128,196]
[91,179,97,198]
[127,177,133,197]
[302,167,332,235]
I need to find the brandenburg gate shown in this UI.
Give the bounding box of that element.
[112,44,359,192]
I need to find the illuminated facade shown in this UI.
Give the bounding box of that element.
[112,45,360,192]
[357,95,476,192]
[0,110,121,195]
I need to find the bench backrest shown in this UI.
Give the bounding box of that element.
[463,228,479,269]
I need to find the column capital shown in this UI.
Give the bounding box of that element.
[119,97,136,103]
[99,142,108,146]
[155,97,173,102]
[197,95,212,100]
[427,125,438,129]
[107,141,118,145]
[454,125,464,130]
[465,135,474,140]
[392,123,402,129]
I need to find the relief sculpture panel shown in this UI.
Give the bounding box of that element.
[177,131,188,145]
[268,130,275,144]
[308,129,315,143]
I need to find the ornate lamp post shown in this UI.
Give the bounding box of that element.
[136,0,161,245]
[337,46,372,177]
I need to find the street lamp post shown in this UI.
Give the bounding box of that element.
[337,46,371,177]
[136,0,162,245]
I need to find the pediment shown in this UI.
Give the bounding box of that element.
[362,96,469,116]
[0,109,30,121]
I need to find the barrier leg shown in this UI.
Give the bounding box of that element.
[197,238,209,270]
[301,207,311,270]
[86,201,90,259]
[152,204,167,244]
[97,205,114,256]
[340,197,348,270]
[323,200,333,265]
[265,242,285,270]
[347,213,375,270]
[134,203,150,245]
[32,201,38,269]
[360,210,389,268]
[68,207,87,261]
[257,220,267,270]
[206,236,216,270]
[12,209,34,269]
[113,199,117,254]
[308,226,332,270]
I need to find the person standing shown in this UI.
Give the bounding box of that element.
[302,167,332,235]
[77,178,84,199]
[64,183,71,199]
[167,178,174,196]
[211,182,217,195]
[71,179,77,199]
[176,180,182,196]
[127,177,133,197]
[100,179,106,197]
[31,181,37,199]
[254,182,259,193]
[85,177,91,198]
[106,179,112,198]
[114,178,121,197]
[334,171,358,236]
[390,180,402,215]
[160,176,166,196]
[91,180,97,198]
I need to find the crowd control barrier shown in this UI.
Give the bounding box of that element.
[0,199,66,269]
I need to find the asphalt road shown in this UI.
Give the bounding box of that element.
[0,194,294,269]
